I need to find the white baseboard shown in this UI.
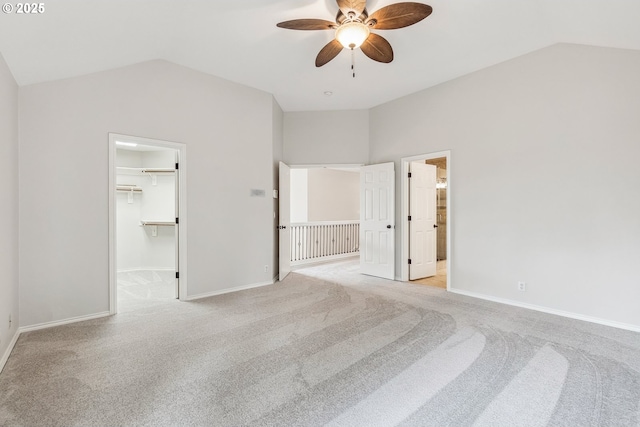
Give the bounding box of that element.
[449,288,640,333]
[291,254,359,269]
[19,311,112,334]
[0,330,20,374]
[184,280,274,301]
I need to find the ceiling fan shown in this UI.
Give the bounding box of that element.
[277,0,433,68]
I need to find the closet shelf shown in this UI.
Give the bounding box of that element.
[140,221,176,227]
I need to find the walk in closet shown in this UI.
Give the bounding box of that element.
[115,144,178,306]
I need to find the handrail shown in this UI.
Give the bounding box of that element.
[291,220,359,226]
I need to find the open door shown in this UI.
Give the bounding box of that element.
[174,151,180,298]
[409,162,437,280]
[360,162,395,280]
[278,162,291,281]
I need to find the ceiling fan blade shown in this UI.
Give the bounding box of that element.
[316,39,344,67]
[360,33,394,63]
[366,2,432,29]
[277,19,337,30]
[336,0,367,18]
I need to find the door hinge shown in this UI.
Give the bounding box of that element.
[176,217,179,224]
[175,162,179,170]
[408,215,412,221]
[175,272,180,279]
[408,259,412,265]
[408,172,412,178]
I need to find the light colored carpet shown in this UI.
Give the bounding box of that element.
[1,259,640,426]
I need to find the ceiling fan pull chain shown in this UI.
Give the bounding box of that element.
[351,49,356,78]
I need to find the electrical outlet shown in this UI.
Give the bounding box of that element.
[264,265,269,272]
[518,281,526,291]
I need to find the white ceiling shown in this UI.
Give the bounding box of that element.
[1,0,639,112]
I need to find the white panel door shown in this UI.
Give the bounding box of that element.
[409,162,437,280]
[279,162,291,281]
[360,162,395,280]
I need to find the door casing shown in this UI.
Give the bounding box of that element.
[108,133,188,314]
[278,162,291,281]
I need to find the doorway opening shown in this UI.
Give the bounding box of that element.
[279,161,396,282]
[278,163,362,281]
[108,134,187,314]
[401,151,450,289]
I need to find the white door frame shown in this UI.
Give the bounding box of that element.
[279,162,292,281]
[108,133,188,314]
[400,150,451,288]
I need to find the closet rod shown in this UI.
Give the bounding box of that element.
[141,168,174,174]
[116,167,174,174]
[140,221,175,226]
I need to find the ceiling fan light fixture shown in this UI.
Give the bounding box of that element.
[335,21,370,50]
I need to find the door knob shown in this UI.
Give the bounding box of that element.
[387,225,392,229]
[433,224,438,228]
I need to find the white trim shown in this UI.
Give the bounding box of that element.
[400,150,452,290]
[109,133,188,314]
[19,311,112,334]
[109,137,116,314]
[450,288,640,333]
[0,330,20,374]
[183,280,275,301]
[291,253,359,267]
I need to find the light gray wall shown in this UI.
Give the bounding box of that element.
[307,169,359,222]
[272,98,283,279]
[290,169,308,223]
[369,43,640,328]
[0,53,19,360]
[19,60,275,326]
[283,110,369,165]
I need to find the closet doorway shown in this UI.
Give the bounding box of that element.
[108,134,187,314]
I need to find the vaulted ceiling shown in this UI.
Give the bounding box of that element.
[1,0,639,111]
